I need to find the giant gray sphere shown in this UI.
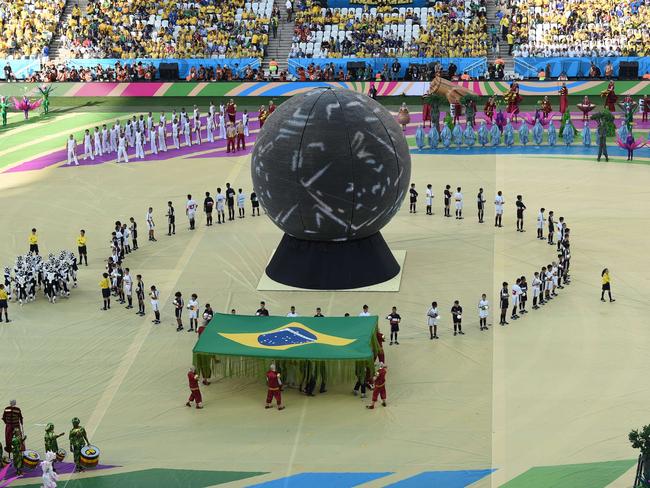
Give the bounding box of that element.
[251,88,411,241]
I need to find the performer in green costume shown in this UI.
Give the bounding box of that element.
[0,96,8,127]
[44,423,64,454]
[11,427,25,475]
[37,85,54,115]
[68,418,89,472]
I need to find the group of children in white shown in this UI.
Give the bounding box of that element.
[409,184,572,336]
[3,251,79,308]
[65,102,251,165]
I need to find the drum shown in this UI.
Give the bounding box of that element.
[80,445,100,468]
[22,450,40,470]
[56,448,66,462]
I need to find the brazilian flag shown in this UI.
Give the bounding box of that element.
[193,313,380,383]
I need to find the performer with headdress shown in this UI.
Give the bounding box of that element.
[38,85,54,115]
[0,96,8,127]
[41,451,58,488]
[558,83,569,114]
[68,418,89,472]
[618,95,638,130]
[12,95,42,120]
[478,120,488,146]
[44,423,64,458]
[463,96,477,128]
[452,101,462,125]
[495,109,506,132]
[258,105,268,129]
[602,81,618,112]
[3,399,22,458]
[11,428,26,475]
[428,125,439,149]
[484,96,496,122]
[397,103,410,131]
[504,81,522,121]
[226,99,237,123]
[540,96,553,120]
[577,96,596,122]
[463,123,476,147]
[617,132,646,161]
[421,94,432,128]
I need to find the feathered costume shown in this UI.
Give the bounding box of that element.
[12,96,42,120]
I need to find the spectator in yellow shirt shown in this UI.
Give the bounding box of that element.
[29,228,39,255]
[77,229,88,266]
[100,272,111,310]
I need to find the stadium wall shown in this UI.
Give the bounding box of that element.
[515,57,650,78]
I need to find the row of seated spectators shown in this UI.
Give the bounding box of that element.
[0,0,65,59]
[294,60,475,81]
[290,0,488,58]
[57,0,273,59]
[16,60,284,82]
[496,0,650,57]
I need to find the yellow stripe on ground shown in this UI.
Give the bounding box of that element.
[188,83,208,97]
[0,112,82,142]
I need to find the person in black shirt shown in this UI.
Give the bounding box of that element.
[547,210,555,245]
[166,201,175,236]
[225,183,236,221]
[129,217,138,250]
[515,195,526,232]
[499,282,509,325]
[204,191,214,226]
[386,306,401,345]
[444,184,452,217]
[135,274,145,316]
[477,188,486,223]
[173,291,184,331]
[250,192,260,216]
[409,183,418,213]
[519,275,528,314]
[256,301,269,316]
[314,307,324,317]
[451,300,464,335]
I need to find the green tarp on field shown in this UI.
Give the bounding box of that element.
[192,313,379,383]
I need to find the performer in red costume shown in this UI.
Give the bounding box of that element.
[577,96,596,122]
[186,366,203,409]
[226,99,237,123]
[602,81,618,112]
[505,82,522,122]
[375,328,385,363]
[558,82,569,114]
[642,94,650,122]
[484,96,496,122]
[366,363,387,409]
[268,100,276,115]
[452,101,462,125]
[422,95,432,128]
[3,400,23,457]
[258,105,268,129]
[540,96,552,120]
[265,364,285,410]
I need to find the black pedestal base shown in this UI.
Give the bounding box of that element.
[266,233,400,290]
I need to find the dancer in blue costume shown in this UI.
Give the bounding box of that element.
[452,123,463,149]
[547,121,557,146]
[415,124,425,150]
[532,120,543,146]
[428,125,439,149]
[504,119,515,147]
[582,122,591,147]
[490,122,501,146]
[562,120,575,146]
[477,121,488,146]
[617,122,629,142]
[441,124,452,148]
[463,124,476,147]
[518,123,529,146]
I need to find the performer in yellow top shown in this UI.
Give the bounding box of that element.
[600,268,615,302]
[29,228,39,255]
[0,283,10,323]
[76,229,88,266]
[99,272,111,311]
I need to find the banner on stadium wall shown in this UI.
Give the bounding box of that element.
[288,57,487,78]
[2,80,650,98]
[64,58,260,79]
[0,59,41,80]
[514,56,650,79]
[327,0,428,6]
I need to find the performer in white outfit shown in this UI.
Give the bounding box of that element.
[172,118,180,149]
[135,128,145,159]
[478,294,489,330]
[193,115,202,145]
[110,121,119,152]
[219,112,226,140]
[427,301,439,339]
[150,127,158,155]
[93,127,103,157]
[206,114,215,142]
[146,112,154,141]
[101,124,110,154]
[183,118,192,147]
[158,123,167,152]
[242,110,249,136]
[117,132,129,163]
[83,129,94,160]
[66,134,79,165]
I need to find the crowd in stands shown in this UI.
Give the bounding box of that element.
[290,0,488,59]
[496,0,650,57]
[0,0,65,59]
[57,0,274,59]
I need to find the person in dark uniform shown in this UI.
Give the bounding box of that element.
[547,210,555,245]
[250,191,260,216]
[386,306,401,345]
[225,183,236,221]
[77,229,88,266]
[135,274,145,316]
[313,307,324,317]
[519,275,528,314]
[477,188,486,223]
[256,301,269,316]
[166,201,175,236]
[129,217,138,250]
[444,184,452,217]
[597,120,609,162]
[173,291,184,332]
[203,191,214,226]
[409,183,418,213]
[499,281,509,325]
[451,300,464,335]
[515,195,526,232]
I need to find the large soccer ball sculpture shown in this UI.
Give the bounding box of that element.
[251,87,411,289]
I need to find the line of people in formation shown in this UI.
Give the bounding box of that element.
[97,186,262,326]
[64,100,272,166]
[406,183,572,333]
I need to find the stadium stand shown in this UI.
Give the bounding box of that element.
[290,0,488,59]
[56,0,273,59]
[0,0,66,59]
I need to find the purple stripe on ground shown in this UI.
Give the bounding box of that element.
[121,83,165,97]
[5,462,119,479]
[74,83,120,97]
